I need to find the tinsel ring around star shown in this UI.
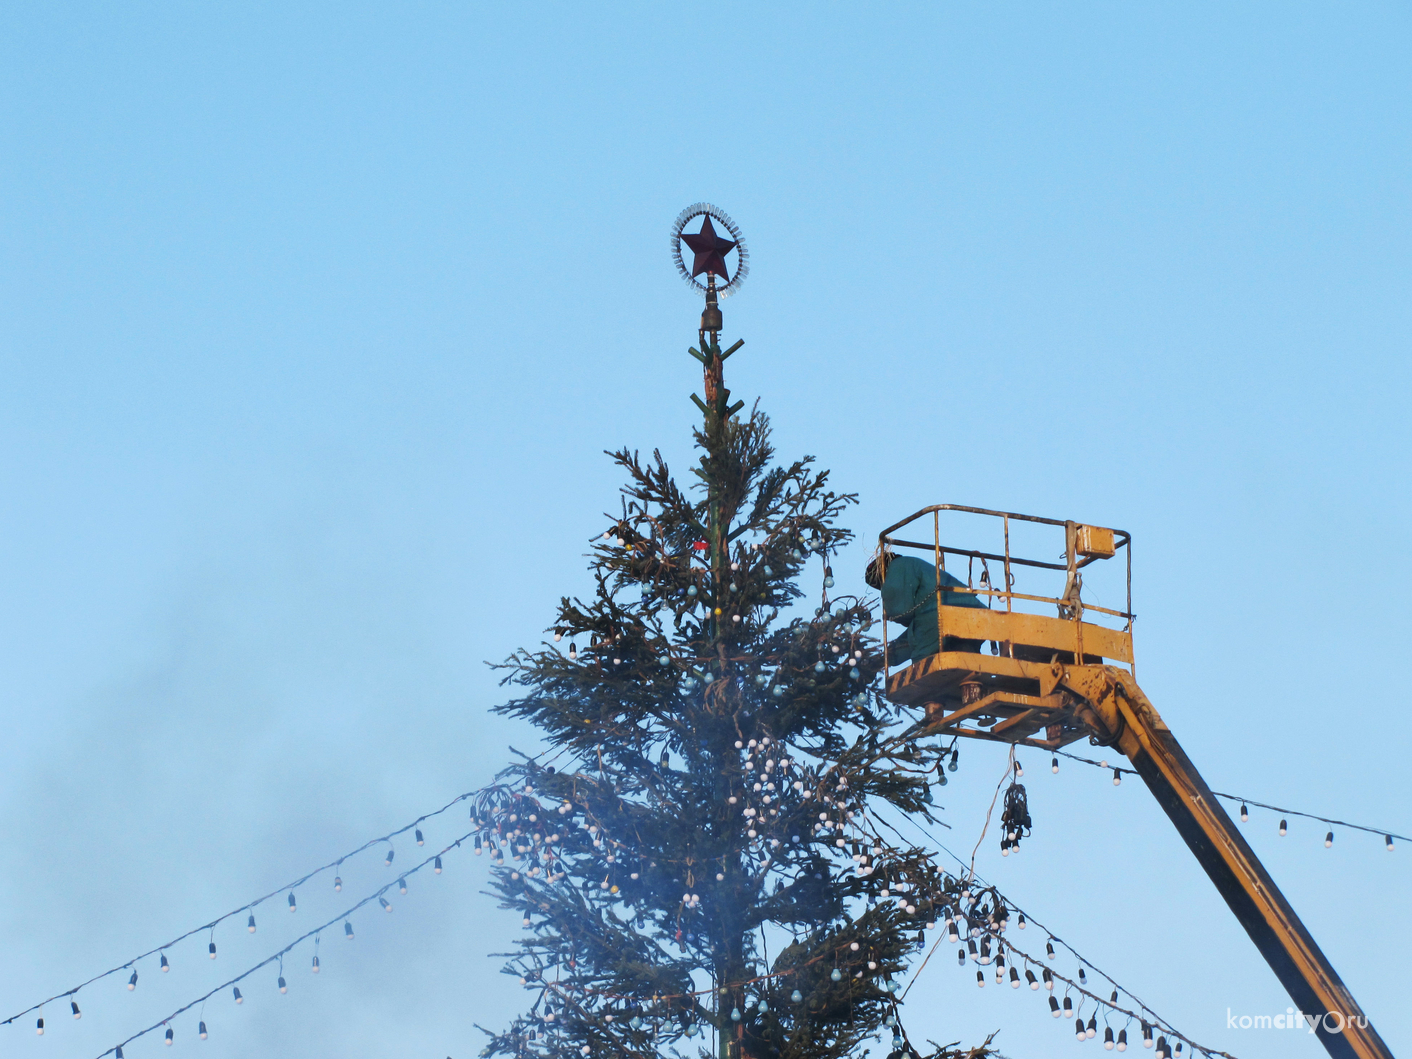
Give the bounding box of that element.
[671,203,749,297]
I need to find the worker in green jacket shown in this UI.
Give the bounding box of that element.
[864,550,987,664]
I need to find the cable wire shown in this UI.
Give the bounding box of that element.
[1052,748,1409,843]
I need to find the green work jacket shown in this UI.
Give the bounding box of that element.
[881,555,986,663]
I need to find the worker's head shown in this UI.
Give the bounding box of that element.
[864,547,894,590]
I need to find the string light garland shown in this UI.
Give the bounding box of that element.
[874,798,1219,1056]
[1051,748,1408,846]
[83,833,476,1059]
[17,685,1351,1059]
[1,771,545,1030]
[12,727,1357,1056]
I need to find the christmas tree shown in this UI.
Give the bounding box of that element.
[476,247,992,1059]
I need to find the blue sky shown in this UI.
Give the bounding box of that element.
[2,4,1408,1058]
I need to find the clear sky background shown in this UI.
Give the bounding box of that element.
[2,4,1409,1058]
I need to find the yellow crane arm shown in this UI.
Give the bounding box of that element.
[1063,666,1392,1059]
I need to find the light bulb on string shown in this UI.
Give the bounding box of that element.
[976,970,985,988]
[384,847,395,866]
[1104,1026,1115,1049]
[233,987,243,1004]
[1239,804,1249,822]
[1388,835,1395,851]
[399,877,408,894]
[334,875,343,892]
[1325,831,1334,848]
[1062,996,1073,1019]
[1052,756,1060,773]
[956,948,965,966]
[128,970,138,991]
[1278,819,1287,836]
[199,1021,208,1040]
[344,921,355,939]
[36,1016,43,1036]
[279,976,287,994]
[1008,966,1020,988]
[1043,968,1053,990]
[1117,1027,1128,1051]
[161,953,170,972]
[164,1026,173,1046]
[288,892,297,912]
[1025,969,1038,989]
[416,828,425,846]
[209,941,217,959]
[1049,996,1061,1017]
[1046,941,1056,959]
[1155,1036,1167,1059]
[435,856,443,873]
[71,1001,81,1019]
[1087,1015,1098,1039]
[380,896,393,912]
[1075,1018,1087,1041]
[247,913,257,933]
[1113,769,1122,786]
